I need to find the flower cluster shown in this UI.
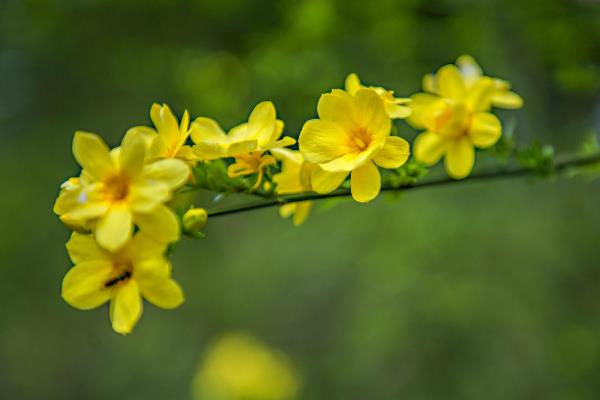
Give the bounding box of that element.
[54,56,521,334]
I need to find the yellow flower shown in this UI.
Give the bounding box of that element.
[422,55,523,110]
[227,151,277,189]
[54,131,190,251]
[271,148,314,226]
[409,63,514,179]
[192,333,300,400]
[345,73,411,119]
[298,88,410,203]
[127,103,199,165]
[62,232,184,335]
[191,101,295,160]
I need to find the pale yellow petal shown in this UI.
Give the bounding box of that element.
[422,73,437,93]
[445,136,475,179]
[62,260,113,310]
[310,167,348,194]
[373,136,410,169]
[134,204,180,244]
[469,113,502,148]
[72,131,116,181]
[193,142,228,160]
[66,232,106,264]
[350,161,381,203]
[345,73,361,95]
[260,136,296,151]
[465,77,495,112]
[135,260,184,309]
[407,93,438,129]
[414,131,448,165]
[385,103,411,119]
[299,119,350,164]
[436,65,466,100]
[492,90,523,109]
[96,205,133,252]
[142,159,190,190]
[110,280,142,335]
[319,142,382,172]
[292,201,312,226]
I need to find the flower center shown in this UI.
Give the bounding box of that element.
[103,175,130,202]
[349,128,372,152]
[427,100,472,138]
[104,263,132,288]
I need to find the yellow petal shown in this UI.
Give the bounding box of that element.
[142,159,190,190]
[373,136,410,169]
[134,204,180,244]
[436,65,466,100]
[193,142,228,160]
[279,203,296,219]
[310,167,348,194]
[226,140,259,157]
[247,101,277,144]
[353,89,391,139]
[317,89,357,131]
[260,136,296,151]
[135,260,184,310]
[66,232,106,264]
[319,145,381,172]
[180,109,190,133]
[299,119,350,164]
[96,205,133,252]
[456,55,482,80]
[465,77,495,112]
[62,260,113,310]
[119,130,146,178]
[124,126,157,148]
[422,73,437,93]
[129,182,170,213]
[190,117,228,144]
[469,113,502,148]
[407,93,438,129]
[292,201,312,226]
[151,103,179,143]
[72,131,116,181]
[345,73,361,95]
[110,280,142,335]
[445,136,475,179]
[385,103,411,119]
[492,90,523,109]
[128,233,168,262]
[414,131,448,165]
[350,161,381,203]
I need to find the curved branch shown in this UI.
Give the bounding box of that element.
[206,153,600,218]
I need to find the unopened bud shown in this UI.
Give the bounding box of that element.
[183,208,208,233]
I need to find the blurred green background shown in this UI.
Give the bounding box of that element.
[2,0,600,398]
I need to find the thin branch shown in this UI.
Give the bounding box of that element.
[206,153,600,218]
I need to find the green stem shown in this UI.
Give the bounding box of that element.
[206,153,600,218]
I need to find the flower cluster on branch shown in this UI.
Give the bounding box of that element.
[54,55,525,334]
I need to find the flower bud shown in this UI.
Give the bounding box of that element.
[183,208,208,233]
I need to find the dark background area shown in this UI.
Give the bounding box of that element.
[1,0,600,398]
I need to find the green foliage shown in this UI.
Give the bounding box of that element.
[190,159,250,194]
[390,159,429,187]
[517,140,556,177]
